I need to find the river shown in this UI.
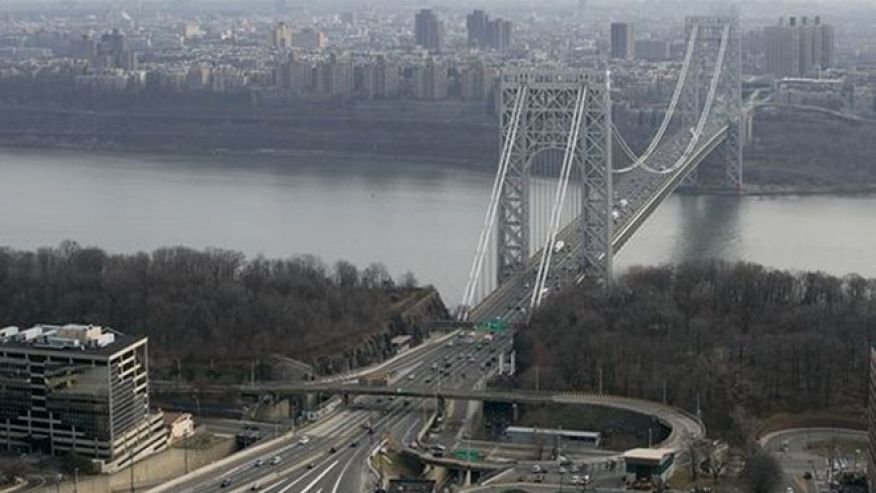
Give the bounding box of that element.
[1,149,874,306]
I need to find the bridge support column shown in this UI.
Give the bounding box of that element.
[723,118,743,191]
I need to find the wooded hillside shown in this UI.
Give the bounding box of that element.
[518,261,876,439]
[0,242,435,378]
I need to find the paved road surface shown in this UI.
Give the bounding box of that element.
[760,428,867,493]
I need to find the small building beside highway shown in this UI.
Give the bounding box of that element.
[623,448,676,483]
[503,426,601,449]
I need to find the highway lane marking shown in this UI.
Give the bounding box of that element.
[278,460,339,493]
[330,451,361,493]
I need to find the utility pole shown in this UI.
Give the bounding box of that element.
[73,468,78,493]
[598,367,603,395]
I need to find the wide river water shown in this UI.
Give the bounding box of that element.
[1,149,874,306]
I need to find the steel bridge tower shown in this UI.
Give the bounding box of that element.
[495,70,612,285]
[683,15,743,189]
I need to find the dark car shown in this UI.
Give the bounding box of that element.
[220,478,232,488]
[329,446,337,454]
[350,441,358,447]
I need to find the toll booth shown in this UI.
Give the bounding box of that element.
[623,448,676,482]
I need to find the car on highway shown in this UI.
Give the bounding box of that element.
[307,463,315,469]
[299,435,310,445]
[254,458,265,467]
[220,478,232,488]
[350,441,359,448]
[271,456,281,465]
[251,483,261,491]
[532,464,544,474]
[329,446,337,454]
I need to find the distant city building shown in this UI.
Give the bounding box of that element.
[70,34,97,60]
[358,55,400,99]
[466,10,512,52]
[0,325,167,473]
[292,28,325,50]
[94,29,137,70]
[764,16,834,77]
[611,22,635,60]
[486,18,513,52]
[271,21,291,49]
[414,9,443,52]
[315,54,354,98]
[635,39,670,62]
[460,62,495,100]
[412,58,448,100]
[466,10,488,48]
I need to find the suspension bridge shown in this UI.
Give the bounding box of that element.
[461,16,745,322]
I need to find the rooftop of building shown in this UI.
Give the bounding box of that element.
[0,324,142,356]
[623,447,676,462]
[504,426,601,438]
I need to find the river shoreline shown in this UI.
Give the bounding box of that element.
[1,142,874,198]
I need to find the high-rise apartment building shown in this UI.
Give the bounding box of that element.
[764,16,834,77]
[460,62,495,101]
[467,10,488,48]
[466,10,512,52]
[0,325,167,472]
[486,18,513,52]
[315,54,354,98]
[359,56,400,99]
[611,22,635,60]
[292,28,325,51]
[271,21,291,49]
[94,29,137,71]
[414,9,443,52]
[412,59,448,100]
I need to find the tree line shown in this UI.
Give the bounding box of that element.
[0,242,419,379]
[517,261,876,441]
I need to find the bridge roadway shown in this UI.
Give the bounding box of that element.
[152,102,725,493]
[469,119,730,322]
[150,329,514,493]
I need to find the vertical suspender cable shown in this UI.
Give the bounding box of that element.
[530,85,588,310]
[460,86,528,319]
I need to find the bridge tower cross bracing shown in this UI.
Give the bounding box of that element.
[684,15,743,190]
[496,70,613,285]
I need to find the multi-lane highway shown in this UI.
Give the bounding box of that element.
[156,329,513,493]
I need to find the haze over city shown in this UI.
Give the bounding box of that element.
[0,1,874,493]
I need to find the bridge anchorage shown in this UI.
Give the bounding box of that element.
[461,15,743,321]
